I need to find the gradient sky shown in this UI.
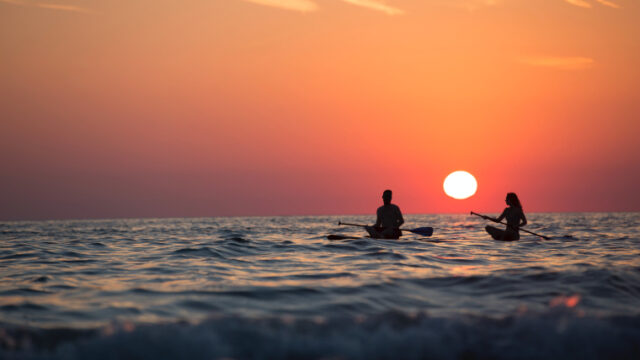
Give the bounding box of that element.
[1,0,639,220]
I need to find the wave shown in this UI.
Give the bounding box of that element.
[1,311,638,360]
[170,247,223,258]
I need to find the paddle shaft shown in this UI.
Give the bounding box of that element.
[338,221,404,231]
[338,221,433,237]
[470,212,550,240]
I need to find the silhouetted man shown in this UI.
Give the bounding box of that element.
[366,190,404,239]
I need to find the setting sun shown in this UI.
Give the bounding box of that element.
[443,171,477,200]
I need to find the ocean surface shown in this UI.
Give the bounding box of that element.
[1,213,639,359]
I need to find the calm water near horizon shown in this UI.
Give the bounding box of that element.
[1,213,639,359]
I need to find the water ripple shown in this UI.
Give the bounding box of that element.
[0,213,638,333]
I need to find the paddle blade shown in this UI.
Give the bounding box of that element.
[407,227,433,237]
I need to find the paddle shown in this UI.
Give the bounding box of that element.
[470,211,551,240]
[338,221,434,237]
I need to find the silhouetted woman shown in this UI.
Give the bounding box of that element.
[483,192,527,241]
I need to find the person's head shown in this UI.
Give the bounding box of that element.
[505,192,522,208]
[382,190,392,205]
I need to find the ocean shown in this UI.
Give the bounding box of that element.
[1,213,639,359]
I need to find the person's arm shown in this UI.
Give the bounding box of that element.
[374,208,382,228]
[493,209,507,223]
[397,206,404,228]
[519,210,527,227]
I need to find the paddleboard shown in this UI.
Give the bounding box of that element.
[485,226,519,241]
[327,235,361,240]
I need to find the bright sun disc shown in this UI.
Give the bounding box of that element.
[443,171,477,199]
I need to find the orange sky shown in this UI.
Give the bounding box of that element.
[1,0,639,220]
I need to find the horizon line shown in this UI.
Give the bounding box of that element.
[2,210,639,223]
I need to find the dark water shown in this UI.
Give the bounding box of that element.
[1,213,639,359]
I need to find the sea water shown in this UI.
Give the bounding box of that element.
[1,213,639,359]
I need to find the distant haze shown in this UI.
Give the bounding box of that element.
[1,0,639,220]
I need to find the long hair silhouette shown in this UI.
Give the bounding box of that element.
[506,192,522,209]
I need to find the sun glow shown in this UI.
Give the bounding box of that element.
[443,171,477,200]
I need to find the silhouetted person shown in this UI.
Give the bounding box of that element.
[483,192,527,241]
[365,190,404,239]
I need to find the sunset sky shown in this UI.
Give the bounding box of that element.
[1,0,639,220]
